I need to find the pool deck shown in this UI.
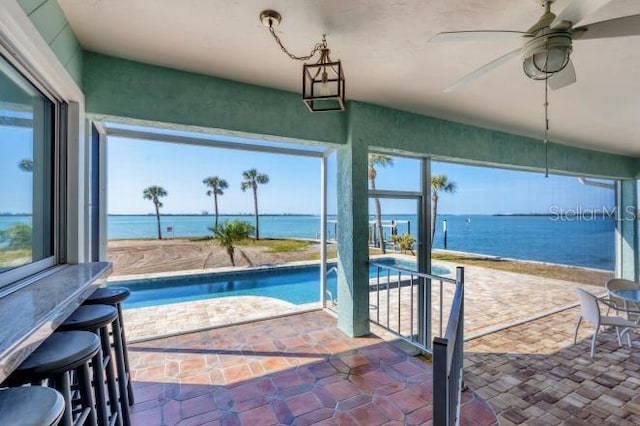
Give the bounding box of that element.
[123,296,320,342]
[116,258,604,342]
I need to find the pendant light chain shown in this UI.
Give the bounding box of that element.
[260,9,345,112]
[543,39,550,178]
[544,75,549,178]
[267,23,326,61]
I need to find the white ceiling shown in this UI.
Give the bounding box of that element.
[58,0,640,156]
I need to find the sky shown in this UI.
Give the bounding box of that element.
[107,136,324,215]
[0,125,34,214]
[106,135,615,216]
[0,123,616,216]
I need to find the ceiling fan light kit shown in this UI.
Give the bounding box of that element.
[430,0,640,90]
[428,0,640,176]
[259,9,345,112]
[522,31,572,80]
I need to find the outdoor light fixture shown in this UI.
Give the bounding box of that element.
[260,10,345,112]
[522,32,572,80]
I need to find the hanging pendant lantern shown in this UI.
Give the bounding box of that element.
[260,10,346,113]
[302,42,345,112]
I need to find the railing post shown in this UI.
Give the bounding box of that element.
[433,337,449,426]
[455,266,465,423]
[418,276,432,349]
[456,266,464,290]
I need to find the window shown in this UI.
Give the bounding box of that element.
[0,53,57,287]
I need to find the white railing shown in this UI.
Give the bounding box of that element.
[368,262,461,353]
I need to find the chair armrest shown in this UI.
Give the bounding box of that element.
[602,298,640,315]
[600,298,620,309]
[615,306,640,315]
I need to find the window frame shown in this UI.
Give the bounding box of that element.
[0,46,66,290]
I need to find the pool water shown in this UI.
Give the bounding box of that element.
[114,258,450,309]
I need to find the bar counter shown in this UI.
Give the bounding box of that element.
[0,262,112,383]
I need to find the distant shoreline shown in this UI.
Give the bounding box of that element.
[107,213,320,217]
[1,212,617,218]
[493,212,614,217]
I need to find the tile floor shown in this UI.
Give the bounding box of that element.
[128,311,496,425]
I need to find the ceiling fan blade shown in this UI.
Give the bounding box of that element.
[548,59,576,90]
[574,14,640,40]
[443,48,521,93]
[552,0,611,27]
[430,30,525,43]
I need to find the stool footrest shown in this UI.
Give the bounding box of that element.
[73,407,90,426]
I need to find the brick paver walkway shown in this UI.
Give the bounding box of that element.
[465,306,640,425]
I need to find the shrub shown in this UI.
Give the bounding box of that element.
[0,223,32,250]
[391,233,415,254]
[210,220,255,266]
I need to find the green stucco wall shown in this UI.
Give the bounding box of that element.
[83,52,345,145]
[349,102,637,179]
[336,109,370,336]
[619,180,638,281]
[83,52,637,179]
[18,0,83,86]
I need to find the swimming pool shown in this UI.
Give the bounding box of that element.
[113,258,450,309]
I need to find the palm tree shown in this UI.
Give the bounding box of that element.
[142,185,168,240]
[431,174,456,248]
[368,154,393,253]
[203,176,228,230]
[240,168,269,240]
[212,220,254,266]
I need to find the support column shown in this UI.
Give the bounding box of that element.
[617,179,638,281]
[336,114,369,337]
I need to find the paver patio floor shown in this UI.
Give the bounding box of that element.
[127,311,496,425]
[464,306,640,425]
[118,259,631,425]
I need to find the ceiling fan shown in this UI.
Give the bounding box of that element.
[430,0,640,92]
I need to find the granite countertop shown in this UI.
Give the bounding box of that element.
[0,262,112,383]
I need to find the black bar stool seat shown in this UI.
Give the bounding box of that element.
[6,331,100,426]
[84,287,130,306]
[0,386,65,426]
[59,305,118,332]
[13,331,100,378]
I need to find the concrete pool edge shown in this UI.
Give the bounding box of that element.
[107,253,448,283]
[126,302,323,344]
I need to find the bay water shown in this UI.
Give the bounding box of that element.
[0,214,614,270]
[109,214,613,270]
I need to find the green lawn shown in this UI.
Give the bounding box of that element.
[241,238,312,253]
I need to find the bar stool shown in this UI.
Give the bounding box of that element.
[84,287,134,407]
[0,386,65,426]
[59,305,123,426]
[6,331,101,426]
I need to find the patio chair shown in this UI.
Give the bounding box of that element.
[606,278,640,317]
[574,288,640,357]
